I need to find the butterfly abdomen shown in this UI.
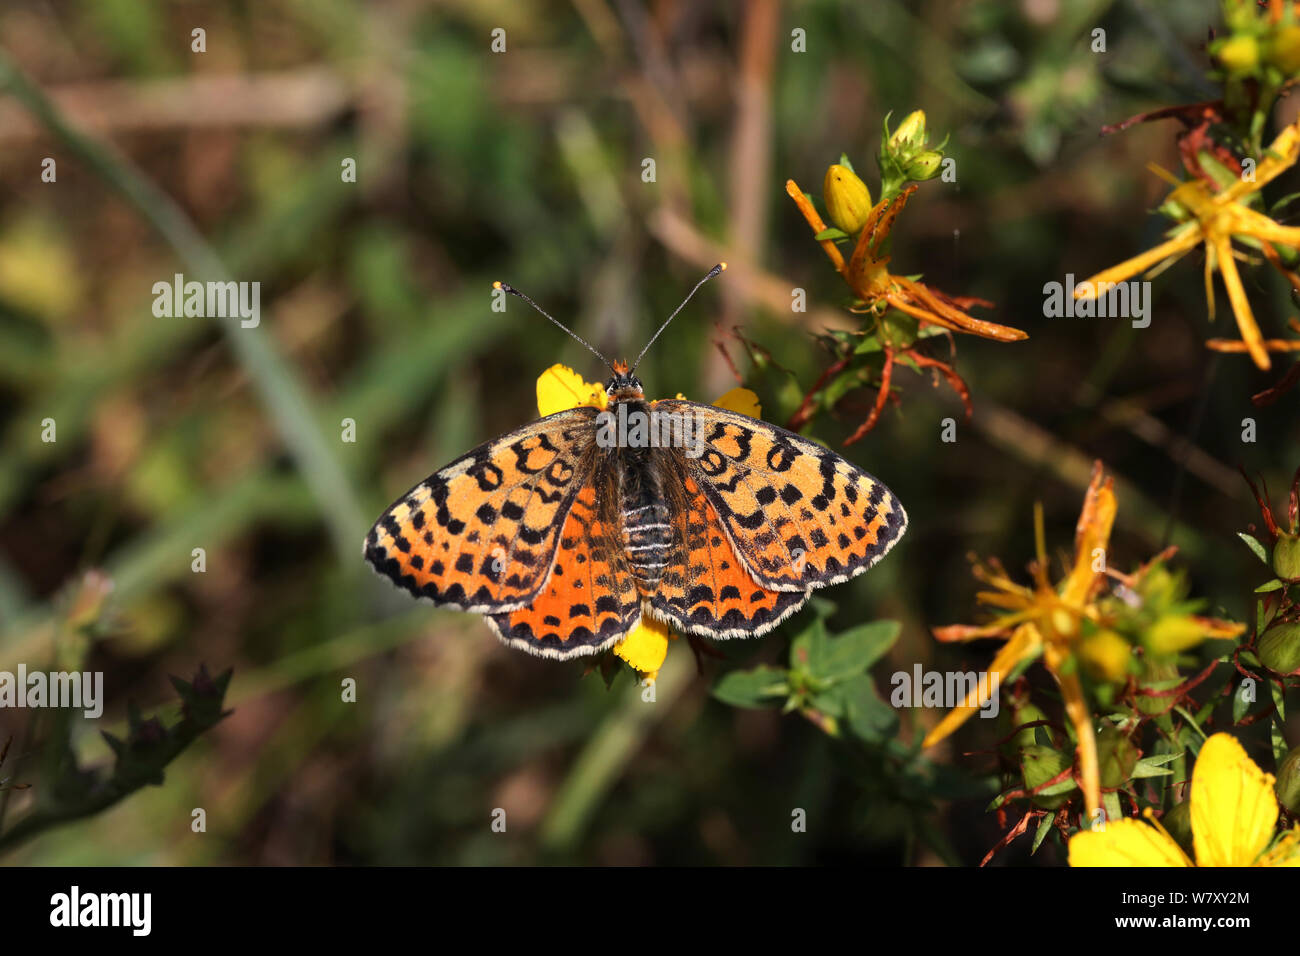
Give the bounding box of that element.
[619,475,673,591]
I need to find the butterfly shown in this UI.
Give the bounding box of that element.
[364,264,907,660]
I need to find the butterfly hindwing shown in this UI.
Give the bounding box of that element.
[364,407,598,612]
[654,400,907,592]
[487,484,640,658]
[649,473,810,639]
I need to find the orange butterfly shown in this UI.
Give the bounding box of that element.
[364,265,907,660]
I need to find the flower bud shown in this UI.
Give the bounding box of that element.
[823,164,873,234]
[889,110,927,151]
[1216,34,1260,74]
[904,150,944,182]
[1268,25,1300,74]
[1020,744,1077,809]
[1136,657,1180,716]
[1079,629,1131,683]
[1143,615,1209,655]
[998,701,1047,760]
[879,310,919,349]
[1276,746,1300,815]
[1258,621,1300,675]
[1096,724,1139,789]
[1273,533,1300,581]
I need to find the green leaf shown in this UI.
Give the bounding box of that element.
[1030,813,1054,855]
[808,595,837,619]
[835,673,898,743]
[816,620,901,680]
[813,227,849,242]
[1238,532,1270,565]
[809,689,846,719]
[1268,191,1300,215]
[1233,678,1253,723]
[838,152,856,175]
[1255,579,1284,593]
[789,617,829,674]
[1132,752,1181,778]
[713,666,788,709]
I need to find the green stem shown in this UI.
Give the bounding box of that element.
[539,652,694,853]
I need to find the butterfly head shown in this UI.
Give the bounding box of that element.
[605,360,644,401]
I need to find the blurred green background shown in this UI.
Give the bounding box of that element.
[0,0,1296,865]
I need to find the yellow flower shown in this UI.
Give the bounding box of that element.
[1069,733,1300,867]
[1074,117,1300,370]
[924,462,1120,817]
[537,364,607,416]
[786,178,1027,343]
[613,613,674,680]
[535,364,761,679]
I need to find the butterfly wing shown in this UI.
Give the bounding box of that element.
[486,483,641,659]
[648,472,810,639]
[364,407,598,612]
[654,400,906,592]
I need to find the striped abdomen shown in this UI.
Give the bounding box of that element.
[622,499,672,589]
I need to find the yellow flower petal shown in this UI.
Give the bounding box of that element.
[1062,464,1117,607]
[1224,118,1300,200]
[536,364,607,417]
[1254,826,1300,867]
[922,623,1041,748]
[1073,227,1201,295]
[1212,233,1271,370]
[613,615,673,680]
[1069,817,1192,867]
[712,387,762,418]
[1191,733,1280,866]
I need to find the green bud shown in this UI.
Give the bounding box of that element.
[904,150,944,182]
[879,310,919,349]
[1136,657,1180,716]
[999,702,1048,760]
[1258,621,1300,675]
[1273,533,1300,581]
[1020,744,1077,810]
[1276,746,1300,814]
[1096,724,1139,789]
[823,164,873,235]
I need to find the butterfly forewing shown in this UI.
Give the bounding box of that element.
[654,400,907,592]
[364,407,599,612]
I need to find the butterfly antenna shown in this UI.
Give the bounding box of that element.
[630,262,726,373]
[493,281,612,370]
